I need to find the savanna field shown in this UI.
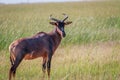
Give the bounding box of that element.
[0,1,120,80]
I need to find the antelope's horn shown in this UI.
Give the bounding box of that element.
[49,15,59,22]
[62,13,68,22]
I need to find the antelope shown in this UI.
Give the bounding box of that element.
[9,14,72,80]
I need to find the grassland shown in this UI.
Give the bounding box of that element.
[0,1,120,80]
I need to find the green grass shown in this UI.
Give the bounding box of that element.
[0,1,120,80]
[0,1,120,49]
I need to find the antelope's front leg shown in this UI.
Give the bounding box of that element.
[42,57,47,77]
[47,54,52,79]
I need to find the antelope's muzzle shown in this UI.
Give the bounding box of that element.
[62,31,66,38]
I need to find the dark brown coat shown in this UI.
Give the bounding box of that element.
[9,14,72,80]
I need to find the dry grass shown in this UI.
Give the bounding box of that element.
[53,41,120,68]
[0,42,120,80]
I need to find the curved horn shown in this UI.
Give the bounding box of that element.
[62,13,68,22]
[49,15,59,22]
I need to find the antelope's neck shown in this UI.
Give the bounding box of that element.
[50,28,62,52]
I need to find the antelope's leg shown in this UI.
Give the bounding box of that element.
[9,52,24,80]
[42,57,47,77]
[10,56,14,66]
[47,54,52,78]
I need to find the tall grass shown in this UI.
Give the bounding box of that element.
[0,1,120,80]
[0,1,120,49]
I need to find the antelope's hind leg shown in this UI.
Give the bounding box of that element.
[9,56,15,80]
[10,56,14,66]
[9,52,25,80]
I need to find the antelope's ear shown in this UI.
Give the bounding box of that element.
[49,22,57,26]
[65,21,72,25]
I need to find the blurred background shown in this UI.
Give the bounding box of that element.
[0,0,120,80]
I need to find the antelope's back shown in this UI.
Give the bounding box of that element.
[9,32,53,56]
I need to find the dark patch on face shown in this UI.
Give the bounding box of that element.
[57,22,66,37]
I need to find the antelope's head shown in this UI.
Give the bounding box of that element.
[49,14,72,38]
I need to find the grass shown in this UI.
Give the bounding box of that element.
[1,42,120,80]
[0,1,120,80]
[0,1,120,49]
